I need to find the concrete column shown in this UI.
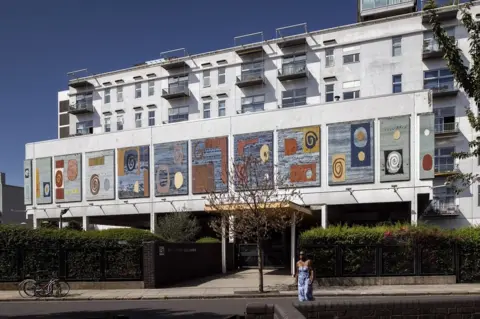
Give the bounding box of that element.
[291,213,296,276]
[82,215,90,231]
[321,204,328,229]
[221,218,227,274]
[149,212,157,234]
[33,217,38,229]
[228,216,235,243]
[411,193,418,226]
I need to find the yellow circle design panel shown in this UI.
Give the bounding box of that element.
[174,172,184,189]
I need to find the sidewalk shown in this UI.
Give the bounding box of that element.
[4,284,480,301]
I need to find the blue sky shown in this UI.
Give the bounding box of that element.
[1,0,436,186]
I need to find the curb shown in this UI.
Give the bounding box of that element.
[2,291,480,301]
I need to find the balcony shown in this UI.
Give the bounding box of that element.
[422,5,458,24]
[68,79,95,89]
[422,38,444,59]
[161,58,189,71]
[277,63,308,81]
[424,81,458,98]
[236,73,265,88]
[423,199,460,218]
[434,163,457,177]
[435,122,459,137]
[69,102,94,114]
[359,0,417,22]
[161,86,190,100]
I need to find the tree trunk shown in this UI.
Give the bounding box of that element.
[257,239,264,293]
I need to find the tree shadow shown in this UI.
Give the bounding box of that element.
[5,307,242,319]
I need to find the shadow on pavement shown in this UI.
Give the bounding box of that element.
[4,308,241,319]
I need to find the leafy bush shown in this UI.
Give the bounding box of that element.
[196,237,220,243]
[155,212,200,243]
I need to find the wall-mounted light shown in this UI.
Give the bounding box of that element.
[346,187,354,196]
[392,184,398,193]
[89,203,94,206]
[124,200,128,204]
[161,198,166,202]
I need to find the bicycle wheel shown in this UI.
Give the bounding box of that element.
[18,279,35,298]
[54,280,70,297]
[23,281,37,297]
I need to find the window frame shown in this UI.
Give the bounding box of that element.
[392,74,402,93]
[241,94,265,113]
[218,100,226,117]
[117,86,123,102]
[203,70,211,88]
[325,48,334,68]
[135,82,142,99]
[148,110,155,126]
[218,67,226,85]
[434,146,455,173]
[203,102,211,119]
[392,36,402,57]
[104,117,111,132]
[343,90,360,100]
[168,106,189,123]
[343,53,360,64]
[76,120,93,135]
[104,88,111,104]
[148,80,155,96]
[282,88,307,108]
[325,84,335,102]
[117,115,124,131]
[135,112,142,128]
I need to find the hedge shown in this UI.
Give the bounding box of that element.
[0,225,161,282]
[299,224,480,282]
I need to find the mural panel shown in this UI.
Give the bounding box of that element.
[24,160,32,205]
[117,146,150,199]
[419,113,435,180]
[234,131,274,188]
[191,137,228,194]
[328,120,374,185]
[379,116,411,182]
[154,141,189,196]
[277,126,320,187]
[54,153,82,203]
[85,150,115,201]
[35,157,52,205]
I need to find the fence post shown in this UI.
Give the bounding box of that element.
[142,241,157,289]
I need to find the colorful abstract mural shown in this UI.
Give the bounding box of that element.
[419,113,435,180]
[24,160,32,205]
[328,120,375,185]
[234,131,274,188]
[117,146,150,199]
[35,157,52,205]
[277,126,320,187]
[154,141,189,196]
[54,153,82,203]
[191,137,228,194]
[379,116,410,182]
[85,150,115,201]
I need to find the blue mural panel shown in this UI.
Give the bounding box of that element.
[154,141,189,196]
[191,137,228,194]
[277,126,320,188]
[328,120,375,185]
[117,146,150,199]
[234,131,274,189]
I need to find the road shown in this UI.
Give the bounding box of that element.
[0,298,296,319]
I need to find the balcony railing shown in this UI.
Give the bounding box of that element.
[69,102,94,114]
[277,62,308,81]
[423,38,443,58]
[75,128,93,136]
[236,73,264,88]
[161,86,190,100]
[435,163,457,175]
[424,80,458,97]
[361,0,414,11]
[424,199,460,217]
[435,122,459,135]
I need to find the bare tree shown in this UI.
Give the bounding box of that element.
[206,155,304,293]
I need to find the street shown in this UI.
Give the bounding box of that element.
[0,298,296,319]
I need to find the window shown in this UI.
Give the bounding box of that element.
[218,67,226,85]
[282,88,307,108]
[203,103,211,119]
[423,27,455,53]
[424,69,454,92]
[117,86,123,102]
[241,95,264,113]
[343,53,360,64]
[434,107,456,133]
[168,75,189,94]
[135,83,141,98]
[76,120,93,135]
[240,59,263,81]
[148,80,154,96]
[343,90,360,100]
[148,111,155,126]
[169,106,189,123]
[117,115,124,131]
[203,70,211,87]
[135,112,142,128]
[392,74,402,93]
[75,92,93,110]
[104,88,110,104]
[392,36,402,57]
[104,117,111,132]
[282,53,307,76]
[434,187,456,210]
[218,100,226,116]
[435,147,455,173]
[325,48,334,67]
[325,84,335,102]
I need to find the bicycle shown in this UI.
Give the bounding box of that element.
[23,271,70,298]
[17,276,35,298]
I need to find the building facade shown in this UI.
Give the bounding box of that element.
[0,173,26,225]
[28,1,480,237]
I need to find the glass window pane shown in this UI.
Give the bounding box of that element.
[296,88,307,96]
[253,95,264,103]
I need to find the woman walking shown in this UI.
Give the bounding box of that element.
[294,251,314,302]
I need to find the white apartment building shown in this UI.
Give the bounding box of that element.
[25,0,480,262]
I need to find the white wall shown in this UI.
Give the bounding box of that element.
[27,91,432,221]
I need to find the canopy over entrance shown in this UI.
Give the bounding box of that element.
[204,201,311,215]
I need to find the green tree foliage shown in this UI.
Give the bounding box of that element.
[155,210,200,243]
[426,0,480,191]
